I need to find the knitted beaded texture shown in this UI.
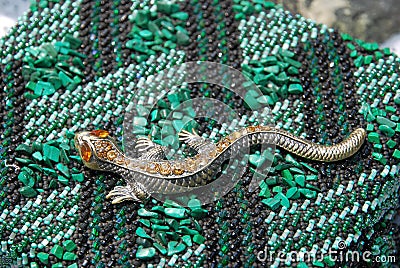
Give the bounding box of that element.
[0,0,399,267]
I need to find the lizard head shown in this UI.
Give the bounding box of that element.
[74,130,125,170]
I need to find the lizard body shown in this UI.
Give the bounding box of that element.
[74,127,366,204]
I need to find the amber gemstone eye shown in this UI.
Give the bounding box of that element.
[80,141,92,162]
[90,130,109,138]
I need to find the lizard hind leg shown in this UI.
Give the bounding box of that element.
[178,129,216,153]
[106,183,149,204]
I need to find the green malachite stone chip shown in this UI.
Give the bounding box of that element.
[288,83,303,94]
[15,157,33,165]
[166,218,179,231]
[138,208,159,218]
[153,242,167,255]
[386,139,397,149]
[264,65,279,74]
[176,31,190,45]
[2,1,400,267]
[136,227,152,239]
[16,143,32,154]
[63,240,77,251]
[63,252,77,261]
[37,252,49,264]
[393,149,400,159]
[32,151,43,161]
[43,144,61,162]
[18,171,35,187]
[71,173,84,182]
[189,208,208,218]
[294,175,305,187]
[376,116,396,128]
[379,125,395,137]
[182,235,192,246]
[193,234,205,244]
[19,186,38,197]
[179,226,199,235]
[50,244,64,259]
[306,175,318,181]
[187,199,201,210]
[136,247,156,260]
[367,132,380,143]
[56,163,70,178]
[261,198,280,210]
[164,208,186,218]
[139,30,153,40]
[286,187,298,198]
[167,241,186,256]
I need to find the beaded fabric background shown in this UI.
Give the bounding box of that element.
[0,0,399,267]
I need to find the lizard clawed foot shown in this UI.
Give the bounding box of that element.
[178,129,200,142]
[106,184,149,204]
[136,136,157,152]
[179,129,216,153]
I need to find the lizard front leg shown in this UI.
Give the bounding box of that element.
[106,180,149,204]
[135,136,167,160]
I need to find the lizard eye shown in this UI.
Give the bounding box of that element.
[80,141,92,162]
[90,129,109,138]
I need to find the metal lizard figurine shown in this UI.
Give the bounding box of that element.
[74,127,366,204]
